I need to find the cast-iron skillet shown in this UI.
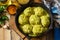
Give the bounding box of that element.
[15,2,53,39]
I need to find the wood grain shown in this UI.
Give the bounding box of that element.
[4,29,11,40]
[11,29,21,40]
[0,28,11,40]
[0,28,4,40]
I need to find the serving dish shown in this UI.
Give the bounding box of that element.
[15,3,53,38]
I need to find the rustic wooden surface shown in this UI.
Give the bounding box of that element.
[9,15,54,40]
[0,0,54,40]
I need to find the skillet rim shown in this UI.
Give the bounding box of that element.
[15,3,53,38]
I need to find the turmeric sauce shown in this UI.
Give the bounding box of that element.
[7,5,17,15]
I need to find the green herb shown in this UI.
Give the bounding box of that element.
[0,16,8,24]
[0,5,8,25]
[1,16,8,20]
[0,20,4,24]
[0,5,7,12]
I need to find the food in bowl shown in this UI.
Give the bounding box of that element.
[41,16,50,27]
[29,15,40,25]
[32,25,43,35]
[34,7,45,16]
[21,24,32,34]
[18,7,50,37]
[24,7,34,16]
[18,14,29,25]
